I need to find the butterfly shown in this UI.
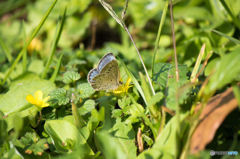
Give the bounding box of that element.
[87,53,121,91]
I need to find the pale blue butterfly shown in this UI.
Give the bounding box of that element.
[87,53,121,91]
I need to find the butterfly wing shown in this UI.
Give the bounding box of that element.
[87,68,99,83]
[91,60,120,90]
[98,53,116,71]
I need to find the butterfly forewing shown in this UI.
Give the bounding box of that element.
[98,53,116,72]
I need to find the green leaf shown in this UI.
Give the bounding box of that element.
[50,53,64,82]
[91,107,105,122]
[44,120,94,155]
[96,119,136,159]
[77,83,95,99]
[0,79,55,116]
[42,8,66,79]
[153,63,189,110]
[205,47,240,95]
[152,0,169,79]
[204,58,220,76]
[118,57,147,105]
[63,71,81,84]
[174,6,214,21]
[118,96,131,109]
[28,59,44,75]
[79,99,95,115]
[137,113,189,159]
[111,109,122,118]
[142,134,154,147]
[212,29,240,45]
[49,88,70,105]
[20,132,48,155]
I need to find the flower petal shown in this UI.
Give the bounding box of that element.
[42,96,50,103]
[26,95,37,104]
[41,103,49,107]
[35,90,43,101]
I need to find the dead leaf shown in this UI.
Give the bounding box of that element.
[190,84,239,154]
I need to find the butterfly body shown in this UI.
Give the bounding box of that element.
[87,53,120,91]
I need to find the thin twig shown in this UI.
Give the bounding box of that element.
[169,0,179,82]
[90,18,97,50]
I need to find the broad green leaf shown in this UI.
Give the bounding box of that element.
[9,72,40,90]
[0,79,55,116]
[79,100,95,115]
[204,47,240,95]
[63,71,81,84]
[44,120,94,155]
[49,88,69,105]
[108,118,137,158]
[96,119,137,159]
[153,63,188,110]
[77,83,95,99]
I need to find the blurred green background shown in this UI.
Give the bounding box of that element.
[0,0,240,86]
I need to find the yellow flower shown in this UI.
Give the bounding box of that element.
[27,38,43,54]
[112,77,132,95]
[26,90,50,111]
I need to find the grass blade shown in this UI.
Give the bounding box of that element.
[190,43,205,82]
[0,34,13,63]
[22,20,27,72]
[152,0,169,78]
[212,29,240,45]
[41,8,66,79]
[1,0,58,85]
[219,0,240,30]
[49,53,63,83]
[118,57,147,105]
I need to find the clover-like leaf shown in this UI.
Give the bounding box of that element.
[118,96,131,109]
[63,71,81,84]
[111,109,123,118]
[79,100,95,115]
[49,88,70,105]
[77,83,95,99]
[19,132,48,156]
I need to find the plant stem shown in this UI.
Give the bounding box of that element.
[124,26,155,95]
[169,0,179,82]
